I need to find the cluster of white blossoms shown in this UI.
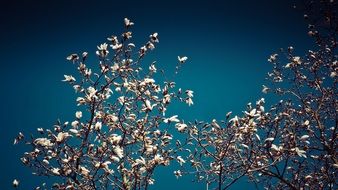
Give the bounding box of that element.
[14,18,194,190]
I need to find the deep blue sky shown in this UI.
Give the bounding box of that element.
[0,0,313,189]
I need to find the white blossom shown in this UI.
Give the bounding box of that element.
[176,156,186,166]
[175,123,188,132]
[94,122,102,131]
[262,85,269,93]
[113,146,124,158]
[149,32,159,43]
[124,18,134,27]
[34,138,54,147]
[185,90,194,97]
[62,75,76,82]
[66,54,79,62]
[163,115,180,123]
[295,147,307,158]
[75,111,82,119]
[174,170,182,178]
[178,56,188,64]
[56,132,71,143]
[265,137,275,142]
[12,179,19,188]
[51,168,60,175]
[79,166,90,177]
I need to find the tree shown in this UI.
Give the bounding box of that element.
[243,1,337,189]
[14,18,193,190]
[14,1,337,190]
[177,0,337,189]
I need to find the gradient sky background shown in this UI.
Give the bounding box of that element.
[0,0,314,189]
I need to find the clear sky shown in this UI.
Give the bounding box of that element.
[0,0,314,189]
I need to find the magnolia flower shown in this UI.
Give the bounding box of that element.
[66,54,79,62]
[72,84,82,93]
[110,155,120,162]
[268,54,278,62]
[51,168,61,175]
[294,147,307,158]
[109,134,122,144]
[175,123,188,132]
[13,132,24,145]
[37,128,44,133]
[122,31,132,39]
[211,119,221,129]
[107,114,119,123]
[163,115,180,123]
[262,85,269,93]
[185,90,194,97]
[149,64,157,73]
[292,56,301,64]
[145,99,156,111]
[225,111,232,119]
[145,144,156,155]
[150,32,159,43]
[42,159,49,165]
[148,178,155,185]
[96,43,109,57]
[34,138,54,147]
[94,121,102,131]
[241,143,249,149]
[118,96,125,105]
[265,137,275,142]
[111,43,123,50]
[174,170,182,178]
[144,78,155,84]
[300,135,310,141]
[56,132,71,143]
[71,121,79,128]
[113,146,124,158]
[135,157,146,166]
[87,86,97,99]
[13,179,19,188]
[107,35,118,44]
[62,75,76,82]
[82,51,88,59]
[305,175,312,180]
[69,128,79,134]
[178,56,188,64]
[270,144,283,152]
[124,18,134,27]
[75,111,82,119]
[154,154,164,164]
[79,166,90,177]
[139,46,147,56]
[146,42,155,50]
[229,116,239,125]
[97,43,108,51]
[245,109,259,118]
[176,156,186,166]
[186,97,193,106]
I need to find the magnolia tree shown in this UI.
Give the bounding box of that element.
[13,1,337,190]
[177,1,337,190]
[14,18,194,190]
[243,1,337,189]
[177,101,266,190]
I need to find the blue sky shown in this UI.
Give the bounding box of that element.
[0,0,314,189]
